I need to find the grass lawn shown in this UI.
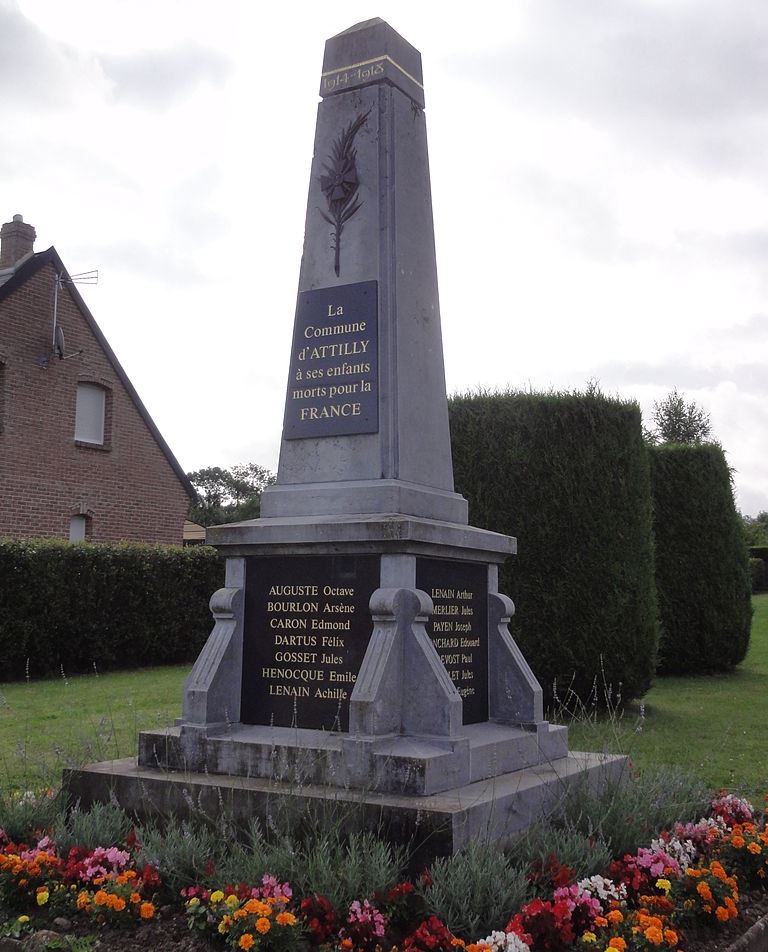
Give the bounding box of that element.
[567,593,768,797]
[1,595,766,797]
[0,664,188,791]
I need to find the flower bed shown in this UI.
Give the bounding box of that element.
[0,790,766,951]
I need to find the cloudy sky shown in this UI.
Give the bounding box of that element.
[2,0,766,515]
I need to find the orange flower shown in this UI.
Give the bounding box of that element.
[233,909,247,921]
[239,935,255,950]
[697,882,713,902]
[341,940,353,950]
[130,892,142,904]
[94,890,109,906]
[664,928,678,946]
[276,911,297,926]
[644,926,664,946]
[607,910,624,925]
[608,939,627,951]
[716,906,729,922]
[140,902,155,920]
[77,891,91,912]
[256,916,271,934]
[748,842,762,855]
[595,916,609,928]
[109,895,126,912]
[732,835,745,849]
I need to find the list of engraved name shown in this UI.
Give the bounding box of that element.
[261,584,357,701]
[428,586,479,698]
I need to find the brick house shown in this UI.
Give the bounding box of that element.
[0,214,195,543]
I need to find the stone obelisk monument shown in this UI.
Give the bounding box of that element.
[68,20,622,855]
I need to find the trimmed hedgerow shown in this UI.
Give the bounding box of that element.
[649,444,752,674]
[448,388,657,707]
[750,558,766,593]
[0,539,223,681]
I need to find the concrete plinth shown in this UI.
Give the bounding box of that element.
[64,750,628,869]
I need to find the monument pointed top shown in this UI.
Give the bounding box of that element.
[331,18,388,38]
[321,17,424,107]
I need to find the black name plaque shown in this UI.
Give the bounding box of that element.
[416,558,489,724]
[241,555,379,731]
[283,281,378,439]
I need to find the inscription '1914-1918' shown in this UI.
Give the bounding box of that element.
[283,281,378,440]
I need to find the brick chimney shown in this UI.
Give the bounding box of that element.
[0,214,36,269]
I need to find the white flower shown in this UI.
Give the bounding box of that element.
[478,931,530,952]
[576,875,627,906]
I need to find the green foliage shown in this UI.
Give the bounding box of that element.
[53,801,132,854]
[0,790,63,842]
[512,821,612,883]
[750,558,767,593]
[215,818,299,887]
[650,444,752,674]
[0,540,223,681]
[420,841,530,938]
[647,388,712,445]
[188,462,275,527]
[295,831,406,914]
[553,764,710,858]
[741,511,768,546]
[449,387,657,706]
[135,817,231,893]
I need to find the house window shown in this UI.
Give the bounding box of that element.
[75,383,106,444]
[69,514,88,542]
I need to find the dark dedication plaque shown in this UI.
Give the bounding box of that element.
[241,555,379,731]
[416,558,488,724]
[283,281,378,439]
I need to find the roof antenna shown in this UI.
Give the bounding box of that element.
[44,269,98,365]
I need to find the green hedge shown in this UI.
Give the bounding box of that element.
[750,558,767,593]
[449,389,658,707]
[649,444,752,674]
[0,540,224,682]
[749,545,768,563]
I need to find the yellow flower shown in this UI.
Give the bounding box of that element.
[582,932,597,943]
[218,915,233,934]
[36,890,49,906]
[17,916,30,924]
[656,878,672,895]
[186,897,200,908]
[226,894,240,909]
[211,890,225,903]
[256,916,271,934]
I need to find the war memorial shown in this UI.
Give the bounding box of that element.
[66,19,623,856]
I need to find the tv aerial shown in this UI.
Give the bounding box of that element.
[41,269,98,366]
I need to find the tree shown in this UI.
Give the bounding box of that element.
[187,463,276,527]
[741,510,768,546]
[647,388,712,445]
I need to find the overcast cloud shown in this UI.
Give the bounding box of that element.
[1,0,766,514]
